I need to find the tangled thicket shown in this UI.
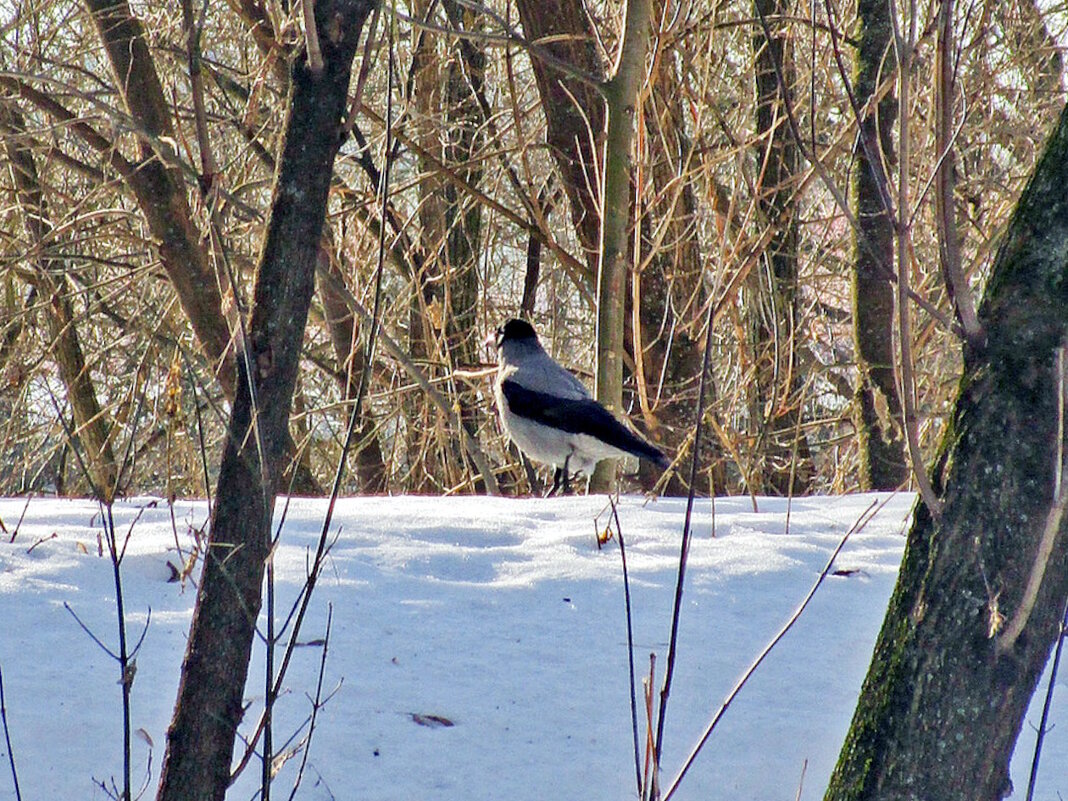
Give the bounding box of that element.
[1,0,1064,498]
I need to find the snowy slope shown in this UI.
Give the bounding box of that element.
[0,493,1063,800]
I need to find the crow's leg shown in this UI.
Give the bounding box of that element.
[547,467,564,498]
[546,455,574,497]
[560,454,573,495]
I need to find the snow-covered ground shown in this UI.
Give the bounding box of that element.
[0,493,1063,800]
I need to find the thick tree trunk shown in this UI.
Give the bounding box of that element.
[825,100,1068,801]
[852,0,908,490]
[155,3,374,799]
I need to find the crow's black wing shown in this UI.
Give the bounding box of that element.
[501,379,667,465]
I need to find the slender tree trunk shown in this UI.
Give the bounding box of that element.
[156,4,374,799]
[1,102,118,498]
[749,0,812,495]
[825,99,1068,801]
[410,0,447,366]
[590,0,653,492]
[634,24,719,494]
[442,0,488,489]
[83,0,236,398]
[934,0,980,342]
[442,0,485,370]
[319,247,388,492]
[852,0,908,490]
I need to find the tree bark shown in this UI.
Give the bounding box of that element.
[442,0,486,370]
[852,0,909,490]
[155,3,375,799]
[825,99,1068,801]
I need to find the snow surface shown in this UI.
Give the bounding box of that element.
[0,493,1063,800]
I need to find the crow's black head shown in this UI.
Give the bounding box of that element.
[495,318,538,349]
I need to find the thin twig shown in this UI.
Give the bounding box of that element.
[662,498,886,800]
[183,351,214,518]
[263,536,276,800]
[794,758,808,801]
[641,654,656,801]
[286,604,335,801]
[64,603,117,659]
[651,256,719,778]
[1024,596,1068,801]
[7,493,33,544]
[890,0,943,519]
[303,0,324,73]
[609,498,643,796]
[0,665,23,801]
[102,502,133,801]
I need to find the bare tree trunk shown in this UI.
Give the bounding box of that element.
[442,0,485,370]
[442,0,488,490]
[410,0,447,367]
[852,0,908,490]
[590,0,653,492]
[749,0,812,495]
[634,24,719,494]
[83,0,236,398]
[825,99,1068,801]
[405,0,489,491]
[1,101,118,498]
[156,3,375,799]
[515,0,605,278]
[934,0,980,342]
[319,247,389,492]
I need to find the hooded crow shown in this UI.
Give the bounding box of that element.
[492,318,669,494]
